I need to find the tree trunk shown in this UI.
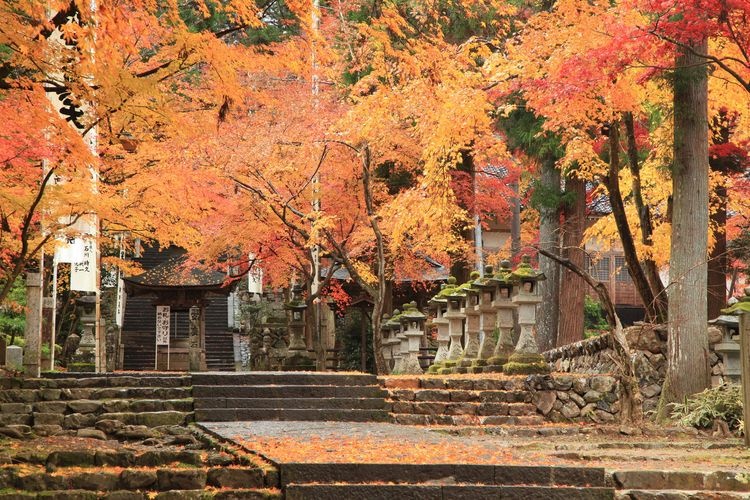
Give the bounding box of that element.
[536,246,643,426]
[605,123,661,322]
[623,112,668,318]
[557,175,586,346]
[536,155,560,351]
[657,40,711,421]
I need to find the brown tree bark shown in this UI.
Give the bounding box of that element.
[557,175,586,346]
[623,112,668,319]
[657,40,711,420]
[604,123,661,322]
[536,155,561,351]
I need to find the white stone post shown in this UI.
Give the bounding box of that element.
[400,302,425,374]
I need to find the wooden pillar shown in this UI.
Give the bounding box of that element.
[740,309,750,447]
[23,273,43,377]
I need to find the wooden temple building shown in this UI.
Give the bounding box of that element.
[120,246,236,371]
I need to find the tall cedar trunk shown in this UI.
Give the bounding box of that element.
[605,123,660,322]
[536,155,561,351]
[557,175,586,346]
[657,40,711,420]
[623,112,668,319]
[707,183,727,319]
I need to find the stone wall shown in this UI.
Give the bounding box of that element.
[543,323,725,413]
[526,374,620,424]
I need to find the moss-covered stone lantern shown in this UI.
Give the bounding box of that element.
[470,266,497,371]
[388,309,406,374]
[503,255,549,375]
[427,285,451,373]
[458,271,482,372]
[399,301,426,374]
[444,277,467,370]
[485,259,516,372]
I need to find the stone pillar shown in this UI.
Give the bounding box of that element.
[724,288,750,446]
[503,257,549,375]
[23,273,43,377]
[472,266,497,372]
[189,306,203,372]
[71,295,97,372]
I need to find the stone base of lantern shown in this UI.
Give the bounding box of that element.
[401,356,423,375]
[281,350,316,371]
[502,351,549,375]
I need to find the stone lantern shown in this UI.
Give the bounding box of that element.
[711,314,741,384]
[71,295,97,372]
[470,266,497,371]
[443,277,467,371]
[485,260,516,372]
[427,288,450,373]
[398,302,426,374]
[503,255,549,375]
[282,283,315,370]
[389,310,406,374]
[380,313,394,370]
[458,272,482,372]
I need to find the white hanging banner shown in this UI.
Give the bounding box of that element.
[248,253,263,294]
[70,238,96,292]
[54,237,85,264]
[155,306,171,346]
[115,278,125,327]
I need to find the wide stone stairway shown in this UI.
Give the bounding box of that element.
[192,372,391,422]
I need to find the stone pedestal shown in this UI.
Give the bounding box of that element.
[23,273,42,377]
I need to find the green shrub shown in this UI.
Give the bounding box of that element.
[584,296,609,338]
[670,384,744,432]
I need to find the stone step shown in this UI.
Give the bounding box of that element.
[195,397,390,410]
[193,385,385,399]
[0,489,282,500]
[387,388,532,403]
[195,408,390,422]
[34,375,192,388]
[285,484,615,500]
[280,463,606,487]
[191,372,379,386]
[4,465,267,492]
[390,413,545,425]
[611,469,750,493]
[616,490,750,499]
[380,376,527,391]
[390,401,537,416]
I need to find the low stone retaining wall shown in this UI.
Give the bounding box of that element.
[543,324,725,413]
[381,373,621,425]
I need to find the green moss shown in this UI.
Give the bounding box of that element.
[67,362,95,372]
[502,360,549,375]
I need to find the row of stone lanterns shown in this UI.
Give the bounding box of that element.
[381,256,550,375]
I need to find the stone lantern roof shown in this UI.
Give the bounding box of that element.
[510,255,546,283]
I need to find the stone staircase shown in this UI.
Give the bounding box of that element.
[281,463,615,499]
[205,331,236,371]
[383,376,545,425]
[193,372,391,422]
[0,422,280,499]
[0,374,193,437]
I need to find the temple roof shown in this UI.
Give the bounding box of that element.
[123,248,229,292]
